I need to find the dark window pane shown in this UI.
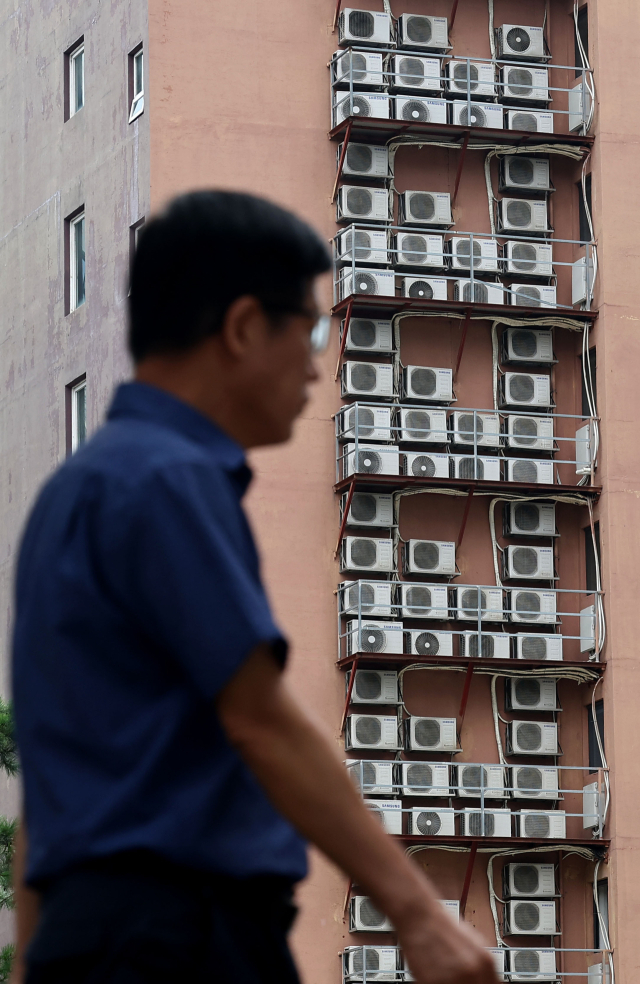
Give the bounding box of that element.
[588,698,604,771]
[579,173,592,243]
[584,521,600,592]
[575,6,588,76]
[581,345,596,417]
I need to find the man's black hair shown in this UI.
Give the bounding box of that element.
[128,190,332,362]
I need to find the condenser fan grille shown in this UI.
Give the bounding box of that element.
[353,949,380,974]
[350,493,378,523]
[514,503,541,531]
[512,243,538,272]
[508,374,535,403]
[359,898,386,927]
[462,766,488,793]
[341,52,368,82]
[409,367,437,397]
[521,636,548,659]
[524,813,550,838]
[506,200,532,228]
[415,718,441,747]
[351,363,378,392]
[402,100,429,122]
[346,145,373,174]
[517,767,543,793]
[411,455,436,477]
[406,15,432,44]
[512,546,539,576]
[408,280,434,299]
[456,239,482,269]
[514,901,540,932]
[348,10,375,38]
[513,864,540,895]
[460,105,487,127]
[458,456,484,480]
[467,633,494,658]
[462,281,488,304]
[409,193,436,221]
[341,95,372,119]
[507,27,532,53]
[355,716,382,745]
[461,589,487,616]
[346,406,375,436]
[516,286,542,307]
[406,586,431,615]
[508,68,534,96]
[346,187,374,216]
[347,582,376,612]
[514,951,540,975]
[355,671,383,700]
[514,591,542,619]
[508,158,535,186]
[401,235,428,264]
[407,763,433,789]
[458,413,483,443]
[413,541,440,570]
[468,812,495,836]
[416,811,441,835]
[353,273,379,295]
[513,414,539,445]
[350,538,378,567]
[415,631,440,656]
[453,62,479,91]
[513,112,538,132]
[511,328,539,357]
[515,678,542,707]
[345,230,372,262]
[360,626,385,653]
[361,762,377,787]
[350,319,377,347]
[516,721,543,751]
[512,460,538,484]
[405,410,430,439]
[355,450,382,474]
[399,57,425,86]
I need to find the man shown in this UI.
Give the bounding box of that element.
[11,191,497,984]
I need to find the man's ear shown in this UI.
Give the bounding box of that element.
[220,296,267,359]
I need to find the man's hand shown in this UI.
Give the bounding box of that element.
[395,902,498,984]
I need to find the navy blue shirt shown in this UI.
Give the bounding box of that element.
[12,382,307,887]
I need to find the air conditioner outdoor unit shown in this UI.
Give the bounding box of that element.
[395,233,445,269]
[569,77,592,132]
[505,502,556,537]
[507,721,559,756]
[406,629,454,658]
[349,897,394,933]
[337,227,389,266]
[575,421,595,476]
[343,443,400,478]
[333,92,391,127]
[402,451,450,479]
[500,373,551,408]
[343,318,393,353]
[452,280,505,305]
[410,808,456,836]
[339,142,389,179]
[450,455,502,482]
[338,185,391,223]
[503,545,555,581]
[511,765,560,800]
[340,580,394,618]
[338,405,393,442]
[397,14,449,52]
[452,586,504,622]
[343,945,401,982]
[572,255,595,307]
[400,276,448,301]
[400,191,452,227]
[407,716,457,752]
[347,619,404,656]
[497,24,546,61]
[346,759,395,795]
[500,66,549,103]
[456,764,507,799]
[440,900,460,920]
[509,589,557,624]
[342,491,394,528]
[515,635,563,661]
[400,582,449,619]
[348,669,399,704]
[402,762,450,796]
[451,101,503,129]
[580,604,596,653]
[459,632,511,659]
[508,285,557,308]
[339,9,392,46]
[462,808,512,837]
[398,408,448,444]
[342,362,395,399]
[390,54,442,93]
[450,236,499,273]
[506,110,554,133]
[504,241,553,278]
[587,964,611,984]
[506,677,557,712]
[367,799,403,835]
[508,948,557,981]
[450,411,501,449]
[394,95,448,125]
[583,781,605,831]
[338,268,396,301]
[341,536,395,573]
[504,327,554,364]
[505,900,557,936]
[403,539,456,576]
[498,198,549,234]
[403,366,453,401]
[500,156,551,192]
[515,810,566,840]
[505,458,554,486]
[346,714,401,751]
[447,61,496,98]
[488,948,506,981]
[333,50,385,89]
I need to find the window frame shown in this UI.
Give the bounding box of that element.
[69,42,85,117]
[129,217,145,284]
[69,211,86,312]
[128,46,144,123]
[66,375,87,455]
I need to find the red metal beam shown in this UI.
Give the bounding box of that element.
[454,308,471,378]
[334,297,354,381]
[334,478,356,558]
[457,487,474,549]
[333,0,343,32]
[331,120,353,204]
[451,130,471,207]
[458,661,474,721]
[459,841,478,916]
[450,0,461,29]
[341,657,359,734]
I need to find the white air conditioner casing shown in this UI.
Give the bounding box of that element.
[348,669,399,705]
[456,764,507,799]
[511,765,560,800]
[395,233,445,269]
[506,677,557,712]
[343,443,400,479]
[509,948,557,981]
[504,241,553,278]
[572,255,595,307]
[343,318,393,353]
[339,268,396,301]
[447,61,496,99]
[488,948,506,981]
[500,66,549,103]
[453,280,505,305]
[569,77,592,132]
[340,580,393,618]
[346,759,395,795]
[333,50,385,89]
[339,9,392,47]
[347,619,404,656]
[407,629,454,658]
[410,807,455,836]
[508,721,559,756]
[440,900,460,920]
[403,366,452,401]
[516,810,566,840]
[402,451,449,479]
[450,236,499,273]
[339,405,393,442]
[583,781,604,831]
[390,54,442,93]
[515,634,563,661]
[404,539,455,576]
[398,408,447,444]
[507,110,554,133]
[575,422,595,476]
[504,545,555,581]
[452,586,504,622]
[497,24,545,60]
[341,536,395,573]
[402,761,450,796]
[509,589,557,624]
[506,458,555,486]
[342,362,394,399]
[506,502,556,537]
[394,95,448,125]
[501,373,551,408]
[504,327,554,364]
[400,276,448,301]
[350,896,394,933]
[343,491,394,528]
[450,411,501,449]
[459,632,511,659]
[498,198,549,234]
[337,227,389,267]
[462,808,512,837]
[338,185,391,223]
[450,455,502,482]
[509,284,557,309]
[333,92,391,127]
[580,604,596,652]
[367,799,403,835]
[400,582,448,620]
[587,965,611,984]
[343,945,400,982]
[400,191,451,227]
[346,715,401,751]
[398,14,449,52]
[452,100,504,129]
[339,142,389,179]
[501,156,551,192]
[407,716,457,752]
[506,900,557,936]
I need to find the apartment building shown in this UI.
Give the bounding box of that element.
[1,0,640,980]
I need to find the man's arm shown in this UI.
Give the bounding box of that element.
[10,822,40,984]
[217,646,497,984]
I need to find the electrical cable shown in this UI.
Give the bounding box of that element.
[487,0,496,60]
[593,858,615,984]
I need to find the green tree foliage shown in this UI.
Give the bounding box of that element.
[0,701,17,779]
[0,944,14,983]
[0,701,18,981]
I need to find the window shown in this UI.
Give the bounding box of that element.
[129,47,144,122]
[579,173,593,244]
[584,521,601,593]
[66,377,87,454]
[575,5,589,77]
[69,212,86,311]
[129,218,145,283]
[581,346,597,417]
[588,698,605,772]
[69,42,84,116]
[593,878,609,949]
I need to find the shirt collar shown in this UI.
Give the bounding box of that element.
[107,382,252,495]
